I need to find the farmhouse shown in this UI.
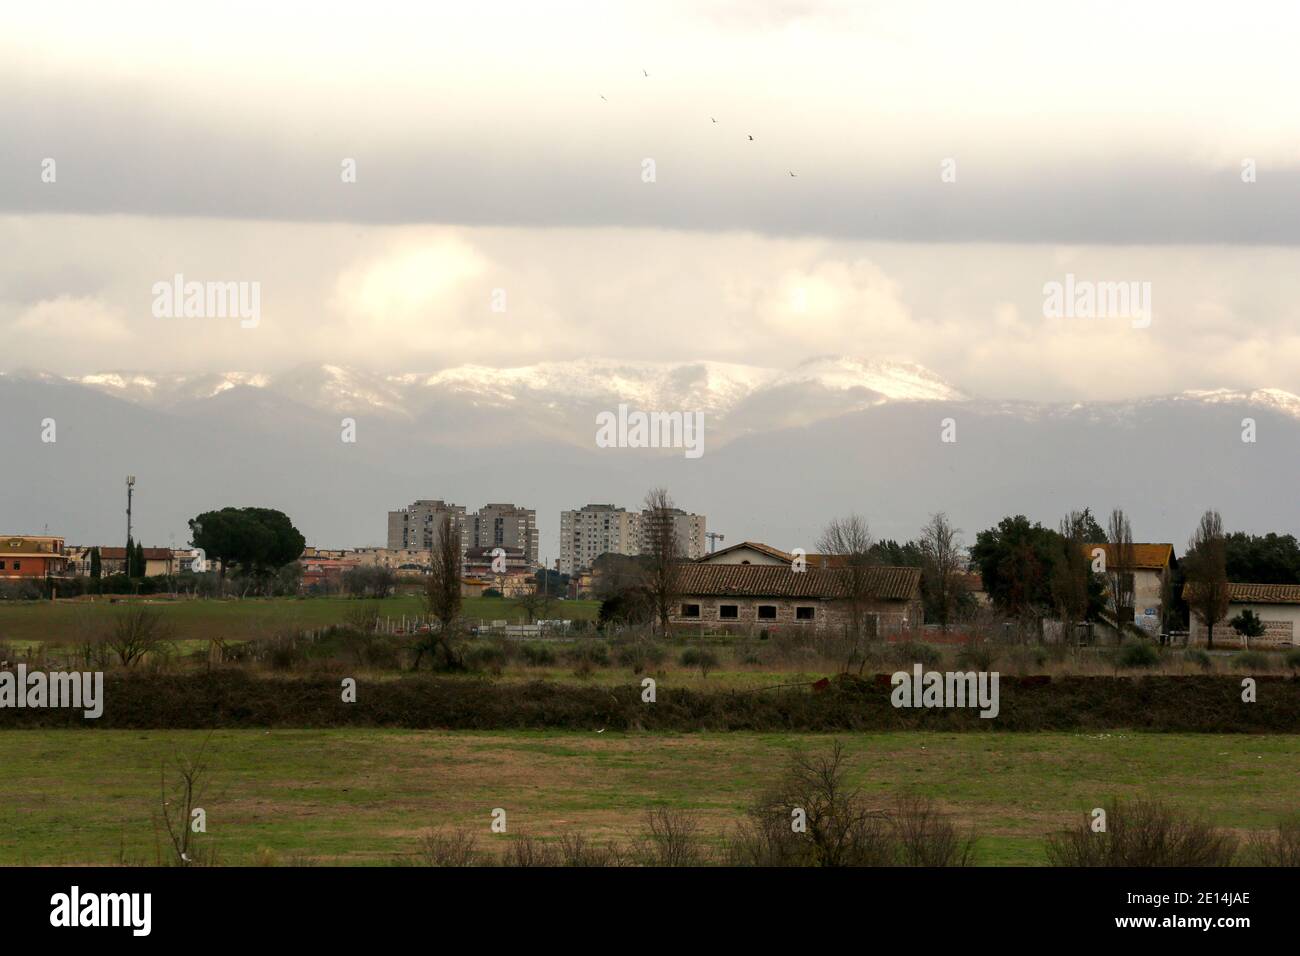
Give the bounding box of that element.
[670,562,922,633]
[1188,583,1300,648]
[1082,542,1174,634]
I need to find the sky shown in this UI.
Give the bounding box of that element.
[3,0,1300,401]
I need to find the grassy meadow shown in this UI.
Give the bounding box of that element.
[0,728,1295,866]
[0,595,601,652]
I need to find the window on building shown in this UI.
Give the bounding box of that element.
[757,605,777,620]
[719,604,738,619]
[0,561,5,570]
[681,603,700,618]
[12,562,19,571]
[796,606,815,621]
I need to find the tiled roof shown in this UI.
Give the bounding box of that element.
[698,541,794,563]
[1081,543,1174,570]
[677,563,920,601]
[100,547,174,560]
[1227,583,1300,605]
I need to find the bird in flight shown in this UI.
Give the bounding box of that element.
[748,134,754,141]
[600,95,607,101]
[643,69,649,77]
[711,117,718,123]
[789,170,797,177]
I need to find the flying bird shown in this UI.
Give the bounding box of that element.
[600,94,607,101]
[748,134,754,141]
[643,69,649,76]
[711,117,718,123]
[789,170,797,177]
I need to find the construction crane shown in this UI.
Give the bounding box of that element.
[706,532,725,553]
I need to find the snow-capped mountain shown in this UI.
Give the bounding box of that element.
[19,357,973,444]
[26,359,1300,439]
[53,356,963,419]
[3,359,1298,559]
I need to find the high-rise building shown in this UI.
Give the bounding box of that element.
[472,503,539,567]
[388,500,538,568]
[387,500,469,555]
[558,503,706,575]
[640,507,707,562]
[559,504,640,575]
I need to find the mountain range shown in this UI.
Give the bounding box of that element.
[3,357,1297,564]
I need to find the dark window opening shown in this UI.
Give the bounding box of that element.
[719,604,739,619]
[681,603,700,618]
[796,606,815,620]
[757,605,777,619]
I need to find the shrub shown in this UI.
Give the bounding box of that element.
[337,627,402,669]
[1116,640,1160,669]
[680,647,719,677]
[1233,651,1270,671]
[638,809,706,866]
[503,834,559,867]
[564,642,610,667]
[1045,798,1237,866]
[891,641,941,669]
[955,643,997,671]
[1286,649,1300,671]
[729,741,974,867]
[405,828,483,867]
[0,580,42,601]
[518,642,557,667]
[464,641,509,675]
[616,640,668,674]
[556,832,626,867]
[1183,648,1213,671]
[889,794,977,866]
[1010,646,1049,671]
[1247,815,1300,867]
[104,605,174,667]
[260,631,309,671]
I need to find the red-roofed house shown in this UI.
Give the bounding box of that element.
[670,562,922,633]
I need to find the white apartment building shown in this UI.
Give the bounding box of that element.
[558,503,706,575]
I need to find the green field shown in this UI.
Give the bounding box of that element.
[0,596,601,649]
[0,729,1293,866]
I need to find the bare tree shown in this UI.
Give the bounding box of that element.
[919,512,964,631]
[642,487,684,636]
[1052,511,1092,640]
[818,515,876,669]
[513,582,554,623]
[1106,508,1136,632]
[105,604,173,667]
[416,513,464,670]
[1184,509,1230,650]
[158,734,214,866]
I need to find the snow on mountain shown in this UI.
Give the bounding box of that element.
[770,356,966,402]
[11,362,1300,433]
[51,357,961,421]
[1176,387,1300,421]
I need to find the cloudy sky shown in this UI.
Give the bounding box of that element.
[4,0,1299,401]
